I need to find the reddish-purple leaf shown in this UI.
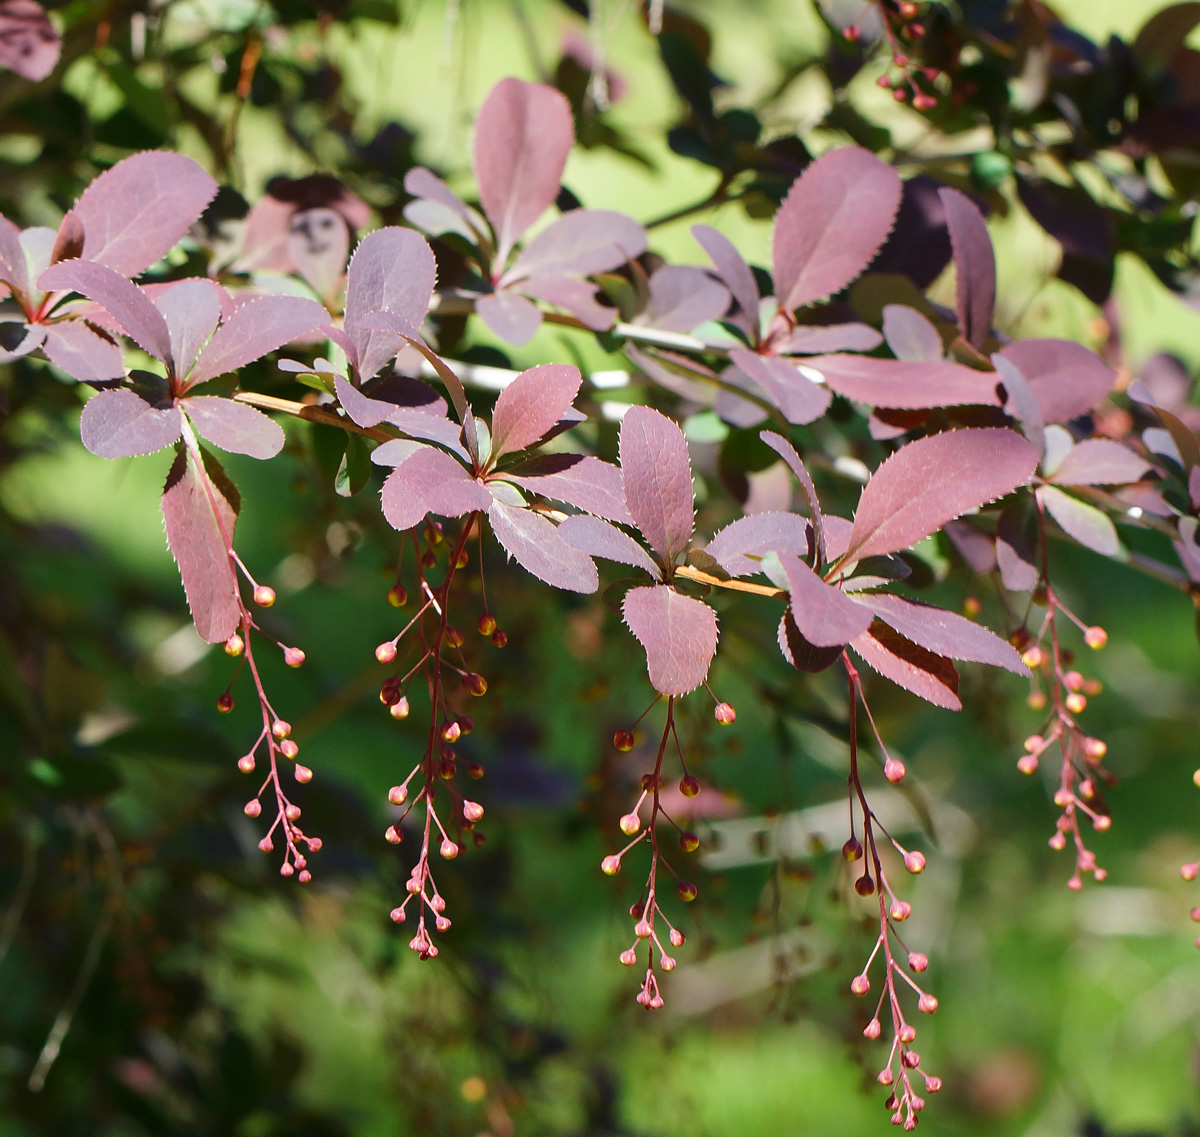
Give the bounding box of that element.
[992,352,1045,457]
[0,214,28,295]
[187,295,328,388]
[0,0,60,82]
[519,276,615,330]
[402,169,487,245]
[388,409,469,456]
[863,593,1027,674]
[1036,485,1120,556]
[476,290,542,346]
[777,608,843,673]
[38,259,172,364]
[760,430,826,561]
[161,448,241,644]
[851,623,961,710]
[491,363,582,457]
[729,349,831,424]
[80,389,182,458]
[994,339,1114,424]
[40,322,123,383]
[692,224,759,340]
[506,210,647,281]
[50,210,83,265]
[1048,439,1151,486]
[622,585,719,696]
[474,78,573,264]
[505,454,632,524]
[380,448,491,532]
[74,152,218,277]
[487,501,598,593]
[778,553,873,647]
[806,353,1001,409]
[705,512,812,577]
[620,406,695,562]
[943,519,997,574]
[939,187,995,349]
[772,147,902,312]
[882,304,943,363]
[183,396,284,460]
[996,505,1039,592]
[370,438,426,467]
[642,265,730,333]
[156,279,222,378]
[845,429,1038,562]
[778,323,883,355]
[557,514,659,576]
[335,374,395,429]
[344,227,437,380]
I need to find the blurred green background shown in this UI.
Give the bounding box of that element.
[2,2,1200,1135]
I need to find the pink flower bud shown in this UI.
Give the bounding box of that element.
[272,720,291,739]
[903,1050,920,1068]
[306,837,322,852]
[908,951,928,972]
[285,804,301,821]
[619,813,641,835]
[634,919,652,938]
[1064,670,1084,692]
[1049,832,1067,851]
[238,755,255,773]
[390,906,406,923]
[863,1019,881,1039]
[877,1069,894,1086]
[904,851,926,874]
[680,775,701,798]
[601,855,622,876]
[1024,735,1044,754]
[669,929,684,947]
[850,974,870,996]
[678,881,697,902]
[619,948,637,966]
[890,901,912,921]
[376,642,397,664]
[390,697,410,720]
[899,1024,916,1043]
[1017,755,1039,775]
[1085,626,1107,649]
[295,765,313,783]
[660,956,677,971]
[441,720,461,743]
[283,647,305,668]
[913,93,937,111]
[280,862,294,876]
[925,1076,942,1093]
[463,801,484,822]
[244,800,261,817]
[298,869,312,883]
[224,634,244,657]
[1084,738,1107,760]
[919,993,939,1014]
[884,758,906,783]
[440,839,459,859]
[1093,814,1111,831]
[279,739,299,760]
[253,585,276,607]
[258,837,273,853]
[714,702,736,725]
[385,826,402,844]
[1053,789,1071,808]
[435,915,451,932]
[1065,692,1087,715]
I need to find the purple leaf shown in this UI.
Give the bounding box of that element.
[335,374,393,428]
[760,430,826,561]
[1036,485,1120,556]
[487,501,598,593]
[370,439,427,468]
[0,214,28,295]
[692,224,759,340]
[996,505,1039,592]
[705,512,812,577]
[155,279,222,379]
[1048,439,1151,486]
[40,322,123,383]
[80,388,182,458]
[622,585,719,696]
[882,305,943,363]
[729,349,831,424]
[161,448,241,644]
[619,406,695,562]
[0,0,60,81]
[939,187,995,349]
[851,624,961,710]
[778,553,873,647]
[992,352,1044,456]
[491,363,582,457]
[772,147,902,312]
[506,210,647,281]
[38,259,173,364]
[476,290,543,346]
[387,408,469,456]
[867,174,954,290]
[628,345,717,405]
[344,227,437,380]
[187,295,328,388]
[993,339,1115,425]
[845,429,1038,562]
[806,353,1001,409]
[505,453,632,524]
[557,514,659,576]
[0,322,44,361]
[863,593,1027,674]
[519,276,615,330]
[642,265,730,333]
[183,396,284,460]
[474,78,573,264]
[402,169,488,245]
[778,608,843,673]
[778,323,883,355]
[943,519,997,574]
[74,152,218,277]
[379,447,491,532]
[50,210,84,265]
[359,314,469,426]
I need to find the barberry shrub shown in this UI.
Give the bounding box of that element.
[3,1,1200,1132]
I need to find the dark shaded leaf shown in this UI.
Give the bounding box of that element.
[992,352,1045,457]
[778,608,843,673]
[773,147,902,312]
[845,429,1038,561]
[161,447,241,644]
[50,210,84,264]
[80,388,182,458]
[487,501,598,592]
[867,175,954,289]
[939,187,995,349]
[622,584,719,695]
[0,214,28,295]
[619,406,694,562]
[996,504,1039,592]
[851,622,961,709]
[778,552,872,647]
[760,430,826,561]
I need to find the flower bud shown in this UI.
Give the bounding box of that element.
[390,907,406,923]
[1022,646,1046,669]
[1065,692,1087,715]
[258,837,273,853]
[477,613,497,636]
[884,757,906,783]
[279,739,299,760]
[680,832,700,853]
[899,1024,916,1043]
[272,720,291,739]
[388,785,407,805]
[298,870,312,884]
[386,585,407,607]
[863,1019,881,1039]
[463,672,488,696]
[294,765,313,783]
[890,900,912,921]
[217,692,235,714]
[376,641,397,664]
[925,1076,942,1093]
[678,881,698,902]
[1017,754,1039,775]
[634,919,652,938]
[462,800,484,822]
[619,948,637,965]
[619,813,641,835]
[1085,625,1107,649]
[385,826,402,844]
[467,762,485,779]
[390,697,410,720]
[1093,814,1111,831]
[855,874,875,896]
[613,729,635,751]
[307,837,322,852]
[224,634,244,657]
[714,702,736,725]
[913,93,937,111]
[904,851,926,874]
[1049,832,1067,851]
[280,862,294,877]
[680,775,701,798]
[1024,734,1044,753]
[850,974,870,996]
[244,799,261,817]
[660,955,677,972]
[441,720,462,743]
[843,836,863,861]
[903,1051,920,1068]
[491,631,508,648]
[908,951,928,972]
[876,75,892,89]
[283,647,305,668]
[285,804,301,821]
[440,838,459,859]
[253,585,276,607]
[843,24,859,41]
[877,1069,893,1086]
[1064,670,1084,692]
[601,855,622,876]
[435,915,451,933]
[1027,690,1047,710]
[238,755,255,773]
[669,928,685,947]
[445,626,464,648]
[1084,738,1107,760]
